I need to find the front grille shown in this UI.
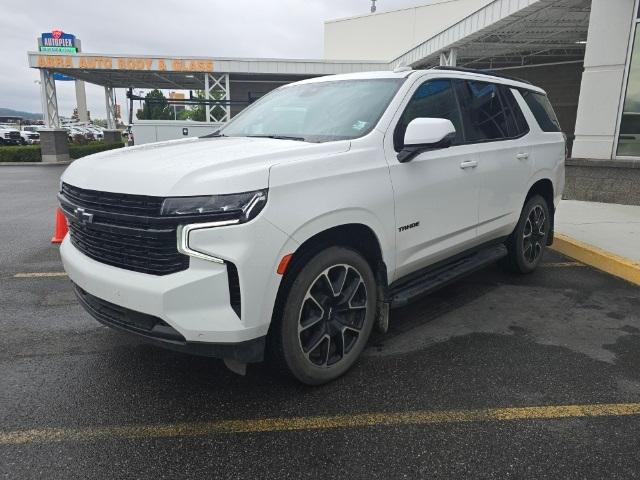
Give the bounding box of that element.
[60,183,189,275]
[67,221,188,275]
[62,183,164,216]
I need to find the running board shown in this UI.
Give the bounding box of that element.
[390,244,507,308]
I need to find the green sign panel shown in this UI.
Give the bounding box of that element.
[39,45,77,53]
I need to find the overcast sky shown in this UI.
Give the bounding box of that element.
[0,0,430,119]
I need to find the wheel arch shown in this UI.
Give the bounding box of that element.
[267,222,389,346]
[524,178,555,245]
[526,178,554,210]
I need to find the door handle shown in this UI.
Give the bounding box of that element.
[460,160,478,169]
[516,153,529,160]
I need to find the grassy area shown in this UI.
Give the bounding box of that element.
[0,142,124,162]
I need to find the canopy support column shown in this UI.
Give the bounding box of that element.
[103,86,121,144]
[439,48,458,67]
[40,69,60,128]
[204,73,230,123]
[38,69,69,163]
[105,86,117,129]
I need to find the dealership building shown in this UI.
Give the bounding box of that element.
[29,0,640,204]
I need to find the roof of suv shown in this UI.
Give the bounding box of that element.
[293,67,545,94]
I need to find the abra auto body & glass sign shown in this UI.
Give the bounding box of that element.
[36,55,215,73]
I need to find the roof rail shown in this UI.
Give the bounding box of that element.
[430,66,533,85]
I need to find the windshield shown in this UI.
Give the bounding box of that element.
[220,78,404,143]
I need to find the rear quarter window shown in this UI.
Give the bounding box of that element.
[521,90,561,132]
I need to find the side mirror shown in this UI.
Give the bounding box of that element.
[398,118,457,163]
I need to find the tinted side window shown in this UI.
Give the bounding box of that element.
[499,85,529,137]
[394,79,463,151]
[521,90,561,132]
[455,80,511,142]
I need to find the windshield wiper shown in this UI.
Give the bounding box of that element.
[246,134,306,142]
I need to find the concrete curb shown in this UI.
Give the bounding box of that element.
[0,162,71,166]
[551,233,640,286]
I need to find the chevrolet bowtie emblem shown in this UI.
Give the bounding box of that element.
[73,207,94,224]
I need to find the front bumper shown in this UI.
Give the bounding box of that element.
[73,283,265,362]
[61,213,296,357]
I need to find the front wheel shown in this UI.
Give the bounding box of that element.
[270,247,377,385]
[502,194,550,273]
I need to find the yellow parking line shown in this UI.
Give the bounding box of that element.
[540,262,585,268]
[3,402,640,445]
[13,272,68,278]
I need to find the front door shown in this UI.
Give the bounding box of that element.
[384,78,480,281]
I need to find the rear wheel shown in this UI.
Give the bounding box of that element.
[502,194,550,273]
[270,247,377,385]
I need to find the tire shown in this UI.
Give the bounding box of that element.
[502,194,551,274]
[270,246,377,385]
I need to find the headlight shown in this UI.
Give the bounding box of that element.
[160,189,268,223]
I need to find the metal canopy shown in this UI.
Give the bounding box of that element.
[27,0,591,86]
[27,0,592,130]
[26,53,388,89]
[393,0,591,70]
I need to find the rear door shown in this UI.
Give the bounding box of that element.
[454,80,533,242]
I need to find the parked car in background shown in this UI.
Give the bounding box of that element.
[59,67,565,385]
[19,128,40,145]
[84,125,104,140]
[0,124,22,145]
[67,126,93,142]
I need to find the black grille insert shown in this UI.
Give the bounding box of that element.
[62,182,164,216]
[60,183,188,275]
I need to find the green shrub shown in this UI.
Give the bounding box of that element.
[0,145,42,162]
[69,142,124,159]
[0,142,124,162]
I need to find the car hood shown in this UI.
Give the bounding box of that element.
[61,136,350,196]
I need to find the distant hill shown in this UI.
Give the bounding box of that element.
[0,108,42,121]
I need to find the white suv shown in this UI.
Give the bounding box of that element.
[59,67,565,385]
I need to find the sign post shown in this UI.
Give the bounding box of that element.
[38,30,89,122]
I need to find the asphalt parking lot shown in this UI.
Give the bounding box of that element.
[2,165,640,479]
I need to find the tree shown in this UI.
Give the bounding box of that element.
[177,90,227,122]
[182,91,206,121]
[136,89,172,120]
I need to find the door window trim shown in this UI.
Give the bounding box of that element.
[392,77,530,153]
[392,77,464,152]
[453,79,530,145]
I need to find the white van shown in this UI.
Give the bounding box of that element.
[58,67,565,384]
